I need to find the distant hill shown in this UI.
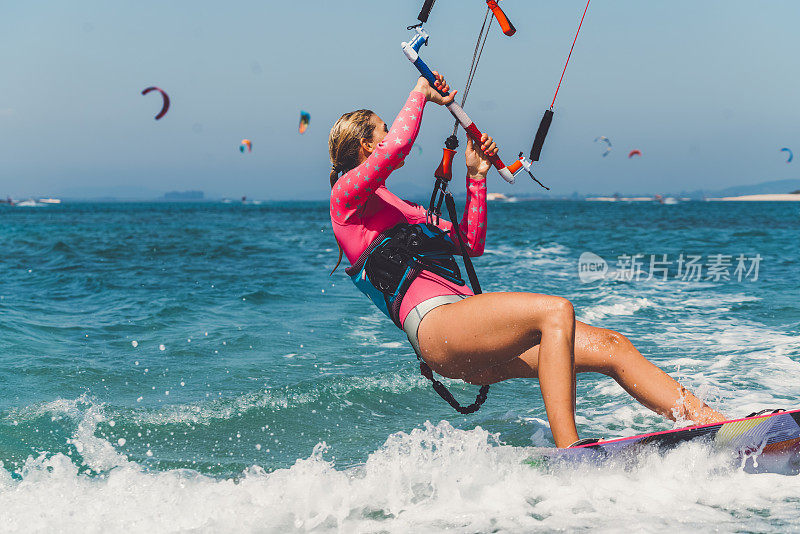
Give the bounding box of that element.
[163,190,204,201]
[685,179,800,199]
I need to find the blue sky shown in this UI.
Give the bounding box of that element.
[1,1,798,199]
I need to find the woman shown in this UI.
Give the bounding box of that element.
[328,73,726,448]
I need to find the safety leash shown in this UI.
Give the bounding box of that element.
[418,361,489,415]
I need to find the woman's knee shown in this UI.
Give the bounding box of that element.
[541,296,575,330]
[601,329,638,374]
[605,329,634,351]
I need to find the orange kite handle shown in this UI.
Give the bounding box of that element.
[505,159,523,175]
[486,1,516,37]
[435,148,457,182]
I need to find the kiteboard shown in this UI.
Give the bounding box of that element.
[529,409,800,474]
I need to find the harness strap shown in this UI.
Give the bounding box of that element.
[389,265,421,329]
[345,228,393,277]
[414,189,489,414]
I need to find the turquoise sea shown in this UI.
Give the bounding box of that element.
[1,200,799,532]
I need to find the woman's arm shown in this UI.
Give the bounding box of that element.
[331,92,424,223]
[431,169,487,257]
[454,168,488,257]
[435,135,493,256]
[331,74,455,224]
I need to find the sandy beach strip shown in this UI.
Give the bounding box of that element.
[710,194,800,201]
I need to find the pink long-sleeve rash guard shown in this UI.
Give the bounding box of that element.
[330,91,487,326]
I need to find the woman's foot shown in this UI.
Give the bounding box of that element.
[693,405,728,424]
[745,408,785,418]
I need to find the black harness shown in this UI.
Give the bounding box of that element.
[346,193,489,415]
[347,222,464,328]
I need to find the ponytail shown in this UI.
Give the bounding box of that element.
[329,166,344,275]
[327,110,376,274]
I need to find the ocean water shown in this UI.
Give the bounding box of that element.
[1,200,799,532]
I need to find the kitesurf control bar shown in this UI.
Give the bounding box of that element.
[402,28,530,184]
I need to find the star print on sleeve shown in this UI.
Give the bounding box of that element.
[449,172,487,257]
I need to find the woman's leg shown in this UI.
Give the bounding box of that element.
[574,324,726,423]
[417,292,579,447]
[417,293,727,446]
[459,320,726,424]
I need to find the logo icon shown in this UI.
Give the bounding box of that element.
[578,252,608,283]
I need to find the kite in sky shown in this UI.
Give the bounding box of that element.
[141,86,170,120]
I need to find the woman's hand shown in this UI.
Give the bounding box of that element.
[465,133,497,178]
[414,71,456,106]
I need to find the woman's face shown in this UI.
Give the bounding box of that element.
[369,114,389,144]
[365,114,404,170]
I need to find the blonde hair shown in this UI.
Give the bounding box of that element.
[328,109,376,274]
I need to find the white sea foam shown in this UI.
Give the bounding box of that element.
[578,296,655,323]
[2,418,800,533]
